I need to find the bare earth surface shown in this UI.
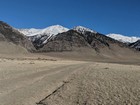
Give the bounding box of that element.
[0,58,140,105]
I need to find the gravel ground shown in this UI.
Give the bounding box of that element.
[0,58,140,105]
[38,63,140,105]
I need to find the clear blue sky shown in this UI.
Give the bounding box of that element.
[0,0,140,36]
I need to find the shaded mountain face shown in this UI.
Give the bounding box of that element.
[0,21,35,52]
[73,28,133,56]
[18,25,132,54]
[37,30,91,52]
[28,35,49,49]
[34,26,140,60]
[37,27,130,54]
[29,26,125,52]
[129,40,140,51]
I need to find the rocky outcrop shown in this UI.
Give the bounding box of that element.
[129,40,140,51]
[79,31,129,51]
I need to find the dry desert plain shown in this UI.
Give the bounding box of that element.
[0,54,140,105]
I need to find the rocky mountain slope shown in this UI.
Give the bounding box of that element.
[0,21,35,52]
[35,26,138,59]
[129,40,140,51]
[37,30,91,52]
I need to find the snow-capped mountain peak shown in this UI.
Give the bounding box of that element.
[40,25,69,36]
[107,33,140,43]
[18,25,69,36]
[18,25,69,46]
[73,26,97,34]
[18,28,41,36]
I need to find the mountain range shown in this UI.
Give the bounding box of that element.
[18,26,140,43]
[0,21,140,60]
[18,25,140,51]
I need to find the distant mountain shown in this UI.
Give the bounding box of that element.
[18,25,69,36]
[107,34,140,43]
[30,26,117,52]
[129,40,140,51]
[0,21,35,52]
[18,25,137,56]
[73,26,97,34]
[37,30,90,52]
[37,26,137,59]
[18,25,69,49]
[0,21,139,59]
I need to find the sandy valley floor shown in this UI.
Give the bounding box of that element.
[0,57,140,105]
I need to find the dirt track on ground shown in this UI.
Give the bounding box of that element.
[38,63,140,105]
[0,59,85,105]
[0,58,140,105]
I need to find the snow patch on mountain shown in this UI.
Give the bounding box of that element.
[73,26,97,34]
[18,25,69,36]
[18,28,42,36]
[18,25,69,45]
[107,34,140,43]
